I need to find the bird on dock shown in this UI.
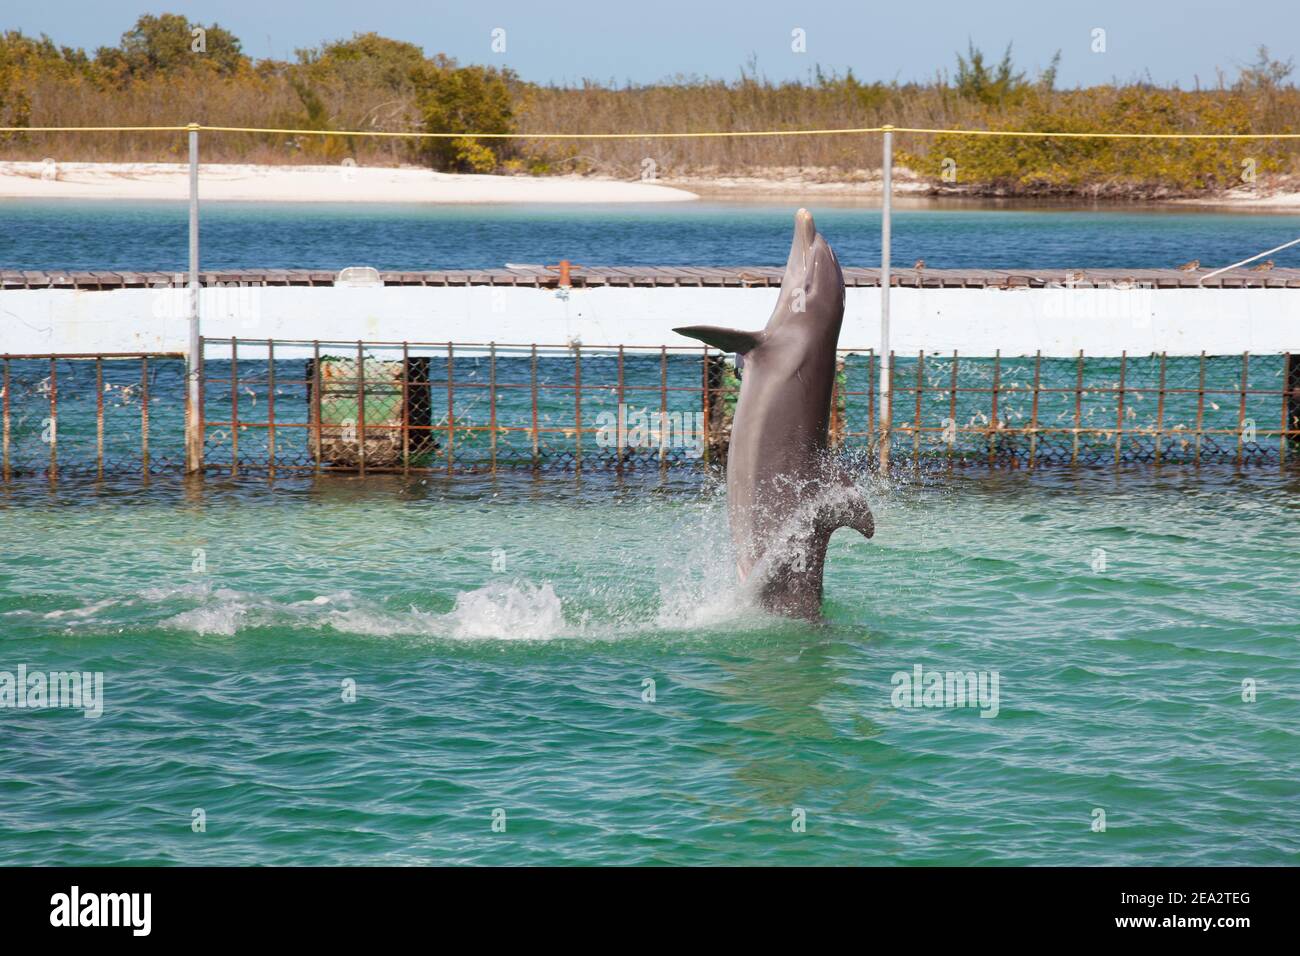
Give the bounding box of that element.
[1250,259,1275,272]
[1178,259,1200,271]
[1066,270,1085,284]
[913,259,926,271]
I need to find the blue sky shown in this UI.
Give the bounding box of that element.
[5,0,1297,88]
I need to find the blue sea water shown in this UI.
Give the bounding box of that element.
[1,198,1299,272]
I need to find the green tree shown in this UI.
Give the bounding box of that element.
[414,63,517,172]
[298,32,430,91]
[0,31,98,135]
[97,13,246,79]
[954,42,1025,104]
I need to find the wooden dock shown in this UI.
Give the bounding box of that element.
[3,266,1300,290]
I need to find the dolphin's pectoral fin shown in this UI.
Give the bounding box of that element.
[672,325,765,355]
[815,479,875,539]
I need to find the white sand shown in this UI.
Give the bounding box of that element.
[0,161,699,204]
[1176,189,1300,208]
[666,164,930,199]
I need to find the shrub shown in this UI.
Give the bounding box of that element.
[900,87,1291,196]
[414,62,517,172]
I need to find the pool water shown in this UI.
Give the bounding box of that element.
[2,469,1296,865]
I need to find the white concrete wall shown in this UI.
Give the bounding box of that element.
[1,284,1296,357]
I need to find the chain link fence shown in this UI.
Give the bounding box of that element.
[1,353,186,479]
[197,339,728,474]
[3,343,1297,480]
[870,351,1299,467]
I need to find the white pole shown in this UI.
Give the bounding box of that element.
[879,126,893,473]
[186,123,202,473]
[1198,235,1300,285]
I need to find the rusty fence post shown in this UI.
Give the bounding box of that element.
[196,337,206,475]
[140,355,150,476]
[617,345,625,474]
[1,357,8,482]
[1281,352,1296,466]
[530,344,539,471]
[988,350,1001,468]
[401,341,411,475]
[884,350,896,470]
[356,340,367,477]
[947,351,959,469]
[912,350,924,467]
[488,342,497,475]
[48,358,57,482]
[1028,350,1041,470]
[867,348,876,453]
[1155,352,1167,466]
[229,337,239,476]
[312,340,322,475]
[573,343,582,473]
[1237,352,1250,468]
[1072,351,1084,466]
[266,339,276,478]
[1114,351,1127,467]
[659,346,668,473]
[95,357,104,480]
[1194,351,1206,466]
[445,341,453,476]
[829,354,844,449]
[701,346,710,467]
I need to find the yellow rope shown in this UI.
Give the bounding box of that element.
[887,126,1300,140]
[1,123,1298,139]
[199,124,886,139]
[0,125,192,133]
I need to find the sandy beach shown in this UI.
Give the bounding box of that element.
[661,165,930,201]
[1173,181,1300,208]
[0,161,699,203]
[4,159,1299,207]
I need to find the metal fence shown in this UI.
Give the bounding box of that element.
[199,340,1300,473]
[3,341,1298,480]
[1,352,187,479]
[197,338,728,475]
[878,350,1300,467]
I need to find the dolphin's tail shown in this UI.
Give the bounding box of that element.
[813,471,875,540]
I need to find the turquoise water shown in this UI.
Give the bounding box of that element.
[2,199,1299,271]
[2,471,1297,865]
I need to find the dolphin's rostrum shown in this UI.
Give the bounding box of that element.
[675,209,874,618]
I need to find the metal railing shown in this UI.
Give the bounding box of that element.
[197,338,729,475]
[871,350,1298,467]
[2,342,1297,481]
[0,352,187,479]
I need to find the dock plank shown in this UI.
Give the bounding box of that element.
[3,267,1299,290]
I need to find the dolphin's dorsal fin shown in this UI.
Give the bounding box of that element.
[673,325,765,355]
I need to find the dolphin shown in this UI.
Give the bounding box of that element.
[674,209,874,619]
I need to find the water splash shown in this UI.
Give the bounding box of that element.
[446,581,566,639]
[12,482,829,642]
[650,491,774,631]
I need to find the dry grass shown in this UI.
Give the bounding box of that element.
[3,25,1298,196]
